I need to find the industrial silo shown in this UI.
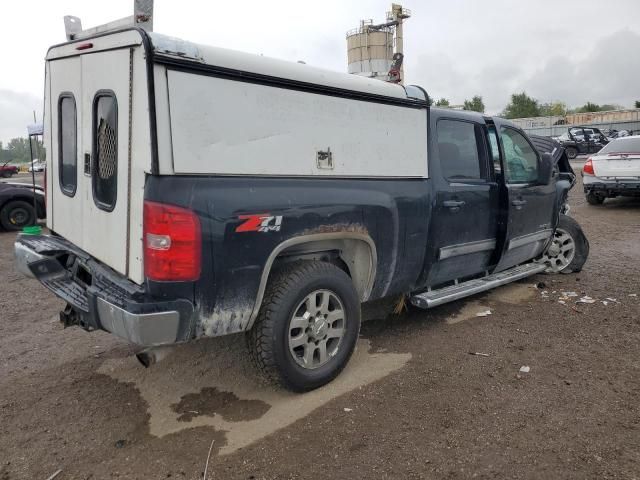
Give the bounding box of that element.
[346,4,411,83]
[346,22,394,81]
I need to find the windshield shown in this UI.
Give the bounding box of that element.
[599,137,640,155]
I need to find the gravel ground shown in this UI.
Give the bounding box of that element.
[1,168,639,480]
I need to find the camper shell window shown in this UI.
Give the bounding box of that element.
[58,93,77,196]
[92,91,118,211]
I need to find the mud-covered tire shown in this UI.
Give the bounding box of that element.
[586,192,605,205]
[247,261,361,392]
[0,200,36,231]
[565,147,578,159]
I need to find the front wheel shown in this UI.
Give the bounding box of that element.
[247,261,361,392]
[538,215,589,274]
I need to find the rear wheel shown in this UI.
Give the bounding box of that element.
[565,147,578,159]
[0,201,36,231]
[247,261,361,392]
[538,215,589,274]
[586,192,605,205]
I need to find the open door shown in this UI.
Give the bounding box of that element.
[490,120,557,273]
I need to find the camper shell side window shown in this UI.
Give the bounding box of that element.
[58,93,77,196]
[92,91,118,211]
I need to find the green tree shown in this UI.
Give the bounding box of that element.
[463,95,485,113]
[539,101,567,117]
[4,137,45,164]
[636,100,640,109]
[502,92,541,119]
[435,98,451,107]
[570,102,623,113]
[574,102,601,113]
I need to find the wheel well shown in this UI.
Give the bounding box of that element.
[273,238,375,301]
[247,233,377,330]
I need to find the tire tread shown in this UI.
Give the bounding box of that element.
[247,261,358,390]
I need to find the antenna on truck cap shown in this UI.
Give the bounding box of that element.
[64,0,154,41]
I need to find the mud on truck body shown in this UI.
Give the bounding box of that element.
[15,26,588,391]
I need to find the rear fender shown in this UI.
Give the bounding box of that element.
[245,232,377,331]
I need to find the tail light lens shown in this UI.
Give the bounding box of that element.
[583,158,595,175]
[143,200,201,282]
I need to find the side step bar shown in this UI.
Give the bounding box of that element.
[410,263,546,309]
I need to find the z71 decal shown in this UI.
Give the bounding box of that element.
[236,214,283,233]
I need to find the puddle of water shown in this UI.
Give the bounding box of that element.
[171,387,270,422]
[489,282,536,305]
[98,336,410,455]
[446,283,536,324]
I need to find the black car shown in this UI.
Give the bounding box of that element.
[556,126,609,159]
[0,182,46,231]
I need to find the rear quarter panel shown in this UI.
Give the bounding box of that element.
[144,175,430,337]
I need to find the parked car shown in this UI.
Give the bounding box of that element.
[0,182,45,231]
[582,135,640,205]
[557,126,608,159]
[15,24,589,392]
[0,162,20,178]
[28,162,45,173]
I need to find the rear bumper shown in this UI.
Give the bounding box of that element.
[14,234,194,347]
[583,177,640,196]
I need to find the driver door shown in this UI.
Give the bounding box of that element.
[491,122,557,272]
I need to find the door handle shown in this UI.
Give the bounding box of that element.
[443,200,466,212]
[512,199,527,209]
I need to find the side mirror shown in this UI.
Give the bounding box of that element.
[538,152,554,185]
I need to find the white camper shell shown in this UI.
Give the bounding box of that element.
[44,28,429,285]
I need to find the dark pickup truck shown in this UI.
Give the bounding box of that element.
[15,27,589,392]
[556,126,608,159]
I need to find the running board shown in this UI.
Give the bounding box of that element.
[410,263,546,309]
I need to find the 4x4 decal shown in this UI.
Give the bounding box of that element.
[236,214,283,233]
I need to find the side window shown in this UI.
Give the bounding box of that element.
[500,127,538,184]
[437,119,485,180]
[569,128,584,141]
[92,92,118,211]
[487,126,501,174]
[58,94,77,196]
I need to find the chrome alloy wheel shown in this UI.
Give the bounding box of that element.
[539,227,576,273]
[288,289,346,370]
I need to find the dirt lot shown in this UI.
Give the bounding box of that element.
[1,167,639,480]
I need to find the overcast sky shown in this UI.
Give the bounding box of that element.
[1,0,639,143]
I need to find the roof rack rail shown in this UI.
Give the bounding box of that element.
[64,0,153,41]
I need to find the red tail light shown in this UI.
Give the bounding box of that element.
[143,201,201,282]
[583,158,595,175]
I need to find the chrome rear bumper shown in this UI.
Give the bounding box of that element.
[14,234,193,347]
